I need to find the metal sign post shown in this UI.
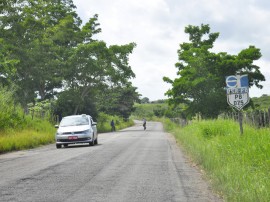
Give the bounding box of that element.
[225,75,250,135]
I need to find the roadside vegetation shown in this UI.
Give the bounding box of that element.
[0,114,133,154]
[132,101,186,120]
[0,111,133,154]
[162,118,270,202]
[96,113,134,133]
[251,94,270,110]
[0,85,134,154]
[0,119,55,154]
[0,1,138,153]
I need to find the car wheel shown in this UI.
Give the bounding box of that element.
[89,134,95,146]
[56,144,61,149]
[94,137,98,145]
[89,141,94,146]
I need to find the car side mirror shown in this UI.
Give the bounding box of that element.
[92,122,97,126]
[55,125,59,128]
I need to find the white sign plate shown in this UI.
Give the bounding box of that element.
[227,87,250,110]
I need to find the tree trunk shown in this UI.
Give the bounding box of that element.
[73,105,79,115]
[39,83,46,100]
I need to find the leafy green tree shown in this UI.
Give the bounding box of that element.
[164,24,265,118]
[54,88,98,119]
[1,1,138,118]
[0,85,25,130]
[153,105,167,117]
[95,82,140,119]
[113,85,140,119]
[141,97,150,104]
[66,16,137,114]
[0,0,81,106]
[0,38,18,86]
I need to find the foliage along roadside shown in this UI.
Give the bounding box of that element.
[162,118,270,202]
[164,24,265,119]
[1,1,139,120]
[0,117,56,154]
[0,113,134,154]
[132,102,186,120]
[0,84,134,154]
[97,112,134,133]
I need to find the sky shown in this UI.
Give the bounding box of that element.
[72,0,270,101]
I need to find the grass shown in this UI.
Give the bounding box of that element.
[162,118,270,202]
[0,118,56,154]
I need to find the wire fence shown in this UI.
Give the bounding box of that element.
[219,109,270,128]
[170,108,270,128]
[170,117,190,127]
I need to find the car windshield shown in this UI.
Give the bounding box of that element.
[60,116,89,127]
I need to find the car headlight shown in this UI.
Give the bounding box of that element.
[56,132,63,136]
[82,129,91,135]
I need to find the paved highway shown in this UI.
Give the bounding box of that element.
[0,121,221,202]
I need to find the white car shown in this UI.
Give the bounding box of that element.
[55,114,98,149]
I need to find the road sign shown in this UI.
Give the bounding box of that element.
[227,88,250,110]
[225,75,249,135]
[226,75,248,88]
[226,75,250,111]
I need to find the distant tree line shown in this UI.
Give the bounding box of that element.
[0,0,140,120]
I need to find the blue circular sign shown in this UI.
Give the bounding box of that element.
[226,76,237,88]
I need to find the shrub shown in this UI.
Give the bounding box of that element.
[0,86,25,130]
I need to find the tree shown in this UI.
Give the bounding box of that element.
[54,88,98,119]
[0,0,81,107]
[141,97,150,103]
[1,1,138,118]
[164,24,265,119]
[0,38,18,86]
[96,83,140,119]
[65,16,137,114]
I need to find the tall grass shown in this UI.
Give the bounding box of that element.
[0,118,56,153]
[162,118,270,202]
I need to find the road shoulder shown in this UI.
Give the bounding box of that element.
[166,132,223,202]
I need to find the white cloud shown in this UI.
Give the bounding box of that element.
[73,0,270,101]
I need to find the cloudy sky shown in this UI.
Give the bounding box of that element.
[73,0,270,101]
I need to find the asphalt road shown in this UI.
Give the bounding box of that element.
[0,121,221,202]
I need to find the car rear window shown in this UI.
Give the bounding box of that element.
[60,116,89,127]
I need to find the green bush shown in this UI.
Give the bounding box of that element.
[0,85,58,153]
[0,86,26,130]
[132,103,156,119]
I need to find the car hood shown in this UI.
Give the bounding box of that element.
[57,125,90,133]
